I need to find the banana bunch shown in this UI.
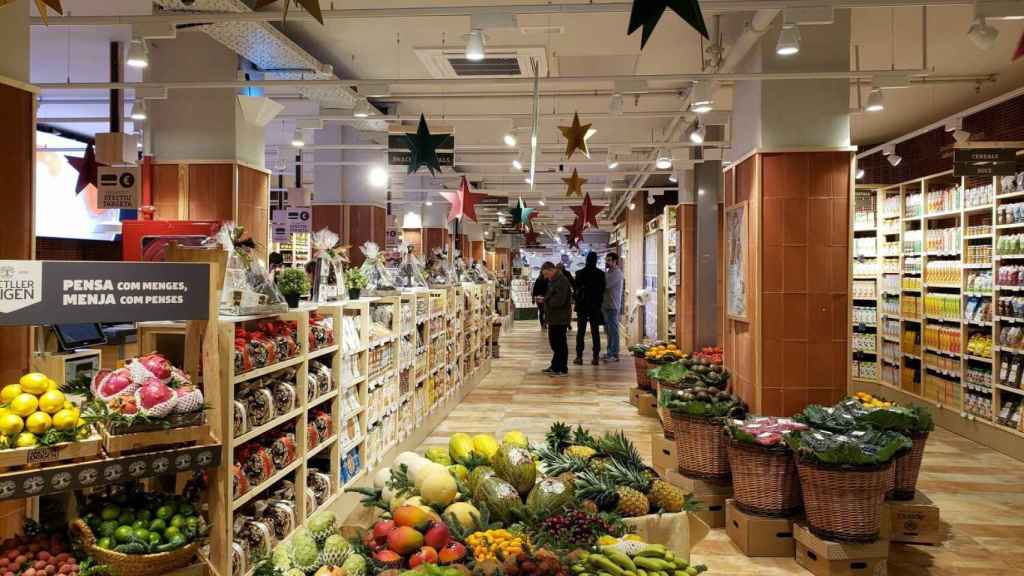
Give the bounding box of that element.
[569,545,707,576]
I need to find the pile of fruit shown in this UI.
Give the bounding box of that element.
[691,347,723,365]
[86,353,204,428]
[725,416,807,447]
[0,529,82,576]
[643,344,685,364]
[269,511,368,576]
[660,387,747,420]
[78,486,205,554]
[852,392,893,408]
[362,506,465,567]
[0,372,89,450]
[573,542,706,576]
[464,529,524,561]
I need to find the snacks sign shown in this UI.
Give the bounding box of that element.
[0,261,209,325]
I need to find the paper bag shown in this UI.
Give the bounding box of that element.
[623,512,710,563]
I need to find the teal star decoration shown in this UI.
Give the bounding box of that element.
[509,197,536,230]
[628,0,709,49]
[405,114,446,176]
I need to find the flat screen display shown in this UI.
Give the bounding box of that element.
[35,131,122,241]
[53,323,107,351]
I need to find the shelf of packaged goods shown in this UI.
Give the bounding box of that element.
[997,316,1024,323]
[964,354,994,363]
[903,316,922,322]
[853,349,878,355]
[964,235,994,241]
[234,407,303,445]
[902,252,922,257]
[880,291,901,298]
[881,356,900,365]
[342,406,365,420]
[997,345,1024,354]
[234,355,305,385]
[852,274,878,280]
[994,383,1024,395]
[998,190,1024,200]
[996,254,1024,260]
[925,346,961,358]
[903,288,923,294]
[965,319,994,327]
[925,209,962,220]
[881,335,901,343]
[965,291,994,297]
[963,263,993,269]
[882,212,901,220]
[307,435,337,459]
[997,222,1024,231]
[964,204,994,214]
[370,335,397,348]
[309,389,339,411]
[232,458,303,511]
[854,226,878,232]
[925,316,961,324]
[343,345,368,357]
[341,375,367,392]
[904,352,922,361]
[902,271,922,276]
[340,436,364,454]
[997,285,1024,292]
[307,344,340,361]
[924,284,961,290]
[925,366,961,379]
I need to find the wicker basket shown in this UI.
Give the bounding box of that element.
[795,457,892,543]
[672,411,730,483]
[726,439,802,517]
[891,432,929,501]
[656,380,680,440]
[71,519,198,576]
[635,357,651,390]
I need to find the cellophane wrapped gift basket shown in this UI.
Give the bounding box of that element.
[210,223,288,316]
[359,241,399,295]
[309,227,348,303]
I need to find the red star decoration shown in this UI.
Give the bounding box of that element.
[1015,31,1024,61]
[571,192,604,231]
[565,218,584,248]
[66,143,104,195]
[439,176,487,223]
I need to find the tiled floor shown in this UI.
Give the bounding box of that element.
[416,321,1024,575]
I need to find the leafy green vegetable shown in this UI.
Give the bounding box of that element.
[796,399,935,435]
[784,428,911,467]
[647,361,695,384]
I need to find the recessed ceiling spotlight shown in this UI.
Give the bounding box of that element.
[628,202,636,210]
[425,200,433,206]
[690,81,714,113]
[291,128,305,147]
[465,29,486,61]
[503,132,517,147]
[887,154,903,167]
[865,86,884,112]
[655,150,672,170]
[609,92,624,115]
[856,168,865,180]
[524,177,533,185]
[129,100,147,121]
[967,15,999,50]
[369,165,389,187]
[353,98,372,118]
[126,40,149,69]
[776,24,801,56]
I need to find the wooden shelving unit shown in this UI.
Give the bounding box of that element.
[662,206,680,344]
[849,166,1024,455]
[644,216,666,341]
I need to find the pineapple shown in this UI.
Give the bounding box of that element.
[600,430,647,470]
[545,421,572,451]
[565,445,597,460]
[588,457,609,474]
[535,444,590,477]
[604,460,653,517]
[615,486,651,517]
[574,469,620,512]
[647,478,687,513]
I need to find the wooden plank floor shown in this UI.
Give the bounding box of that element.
[416,322,1024,575]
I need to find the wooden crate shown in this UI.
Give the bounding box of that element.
[0,433,102,471]
[101,423,212,455]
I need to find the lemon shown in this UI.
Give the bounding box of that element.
[15,432,37,448]
[0,414,23,436]
[10,394,38,418]
[46,379,59,392]
[52,409,78,431]
[0,384,22,404]
[38,390,65,415]
[18,373,49,395]
[25,412,51,435]
[0,408,9,419]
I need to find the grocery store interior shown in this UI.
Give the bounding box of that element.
[2,0,1024,575]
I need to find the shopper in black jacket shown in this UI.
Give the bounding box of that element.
[539,262,571,376]
[532,273,549,329]
[573,251,606,365]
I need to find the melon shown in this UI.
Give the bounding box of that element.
[419,470,458,507]
[491,445,537,497]
[443,502,480,531]
[476,476,522,523]
[395,451,425,471]
[373,467,392,490]
[448,433,474,463]
[468,466,496,498]
[526,478,574,516]
[412,461,449,490]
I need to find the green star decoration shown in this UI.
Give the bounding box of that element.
[628,0,709,49]
[509,197,536,230]
[405,114,447,176]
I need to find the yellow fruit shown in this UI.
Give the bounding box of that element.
[18,373,49,395]
[52,409,78,431]
[25,412,52,435]
[0,384,22,403]
[0,414,23,436]
[46,379,59,392]
[10,394,38,418]
[38,390,66,415]
[15,432,37,448]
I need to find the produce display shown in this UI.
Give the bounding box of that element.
[0,526,85,576]
[628,343,685,364]
[725,416,806,448]
[85,353,205,432]
[77,484,205,554]
[0,371,91,449]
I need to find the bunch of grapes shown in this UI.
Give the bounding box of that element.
[536,510,612,548]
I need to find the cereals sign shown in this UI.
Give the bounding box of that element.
[0,261,209,325]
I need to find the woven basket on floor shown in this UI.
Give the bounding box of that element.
[795,457,891,543]
[635,357,651,390]
[891,432,929,501]
[655,380,680,440]
[71,519,198,576]
[726,439,802,517]
[672,411,730,483]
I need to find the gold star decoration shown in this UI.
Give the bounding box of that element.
[253,0,324,25]
[562,168,587,198]
[558,112,594,160]
[0,0,63,24]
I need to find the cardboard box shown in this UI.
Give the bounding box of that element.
[652,432,677,471]
[665,468,733,495]
[629,387,643,407]
[886,493,941,545]
[726,499,796,557]
[692,492,728,529]
[793,522,889,576]
[638,391,659,417]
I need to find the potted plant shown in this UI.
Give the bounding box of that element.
[276,267,310,308]
[344,268,368,300]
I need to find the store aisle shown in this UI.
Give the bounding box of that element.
[417,321,1024,575]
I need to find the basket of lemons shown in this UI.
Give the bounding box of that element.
[0,372,98,467]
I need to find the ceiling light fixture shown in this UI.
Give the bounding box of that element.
[512,158,523,171]
[953,129,971,143]
[607,153,620,170]
[655,150,672,170]
[690,81,714,113]
[967,14,999,50]
[856,168,865,180]
[291,128,305,147]
[865,87,884,112]
[887,154,902,167]
[628,202,636,211]
[129,100,147,121]
[648,194,656,205]
[425,200,433,206]
[126,40,149,69]
[604,185,613,192]
[689,122,706,145]
[609,92,624,115]
[353,98,372,118]
[524,177,533,184]
[369,165,389,187]
[465,29,486,61]
[538,198,546,206]
[503,132,517,147]
[668,174,678,183]
[776,24,801,56]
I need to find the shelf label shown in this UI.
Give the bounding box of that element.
[953,148,1018,163]
[0,260,210,325]
[954,161,1017,177]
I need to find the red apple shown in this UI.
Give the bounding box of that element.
[423,522,450,550]
[408,546,438,568]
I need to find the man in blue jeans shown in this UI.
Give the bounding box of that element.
[602,252,624,361]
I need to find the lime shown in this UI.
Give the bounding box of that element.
[114,525,135,543]
[0,384,21,403]
[163,526,181,540]
[96,537,112,550]
[133,528,150,542]
[10,394,38,418]
[118,511,135,525]
[169,514,185,529]
[100,505,121,521]
[178,503,195,516]
[0,414,24,436]
[185,516,199,532]
[148,532,161,545]
[148,519,167,533]
[166,534,186,549]
[19,373,49,395]
[85,514,101,530]
[99,520,119,537]
[155,505,174,520]
[136,509,152,522]
[132,520,146,530]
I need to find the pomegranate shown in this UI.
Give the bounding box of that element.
[134,378,177,417]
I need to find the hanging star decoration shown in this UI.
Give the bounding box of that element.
[253,0,324,25]
[558,112,594,160]
[571,193,604,231]
[562,168,587,198]
[524,230,542,247]
[628,0,709,49]
[439,176,487,223]
[0,0,62,25]
[509,197,536,231]
[565,218,584,249]
[405,114,447,176]
[66,143,104,195]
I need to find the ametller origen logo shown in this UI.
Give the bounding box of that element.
[0,261,42,314]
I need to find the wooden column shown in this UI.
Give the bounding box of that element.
[422,228,448,256]
[625,197,646,342]
[676,204,697,352]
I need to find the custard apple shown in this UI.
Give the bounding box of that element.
[307,510,337,544]
[341,554,367,576]
[289,528,321,573]
[272,544,293,570]
[319,534,351,566]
